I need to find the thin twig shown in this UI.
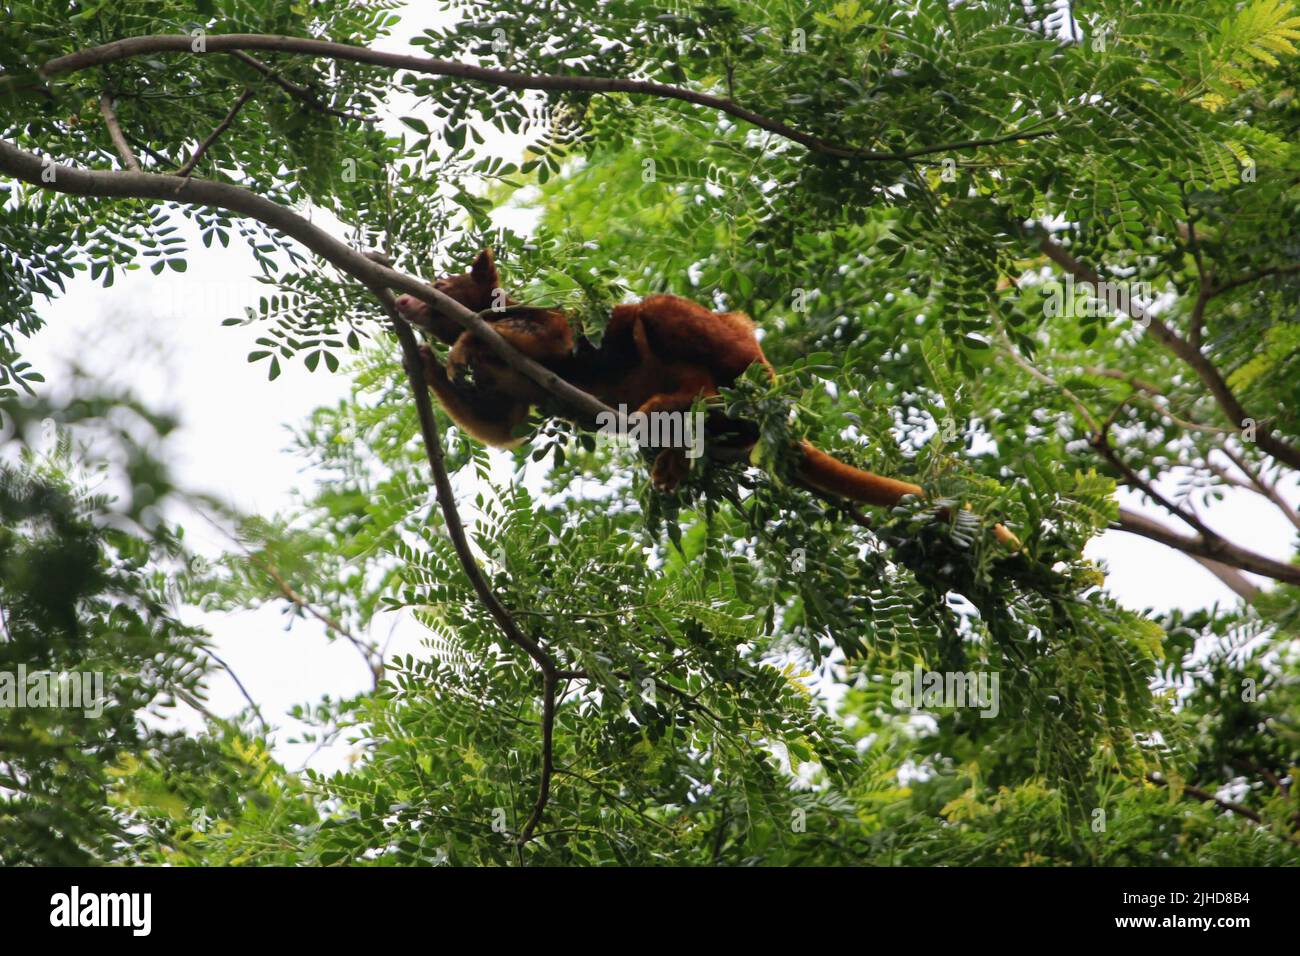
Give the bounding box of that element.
[1218,446,1300,532]
[1092,421,1219,542]
[1212,261,1300,297]
[369,283,564,845]
[40,33,1056,163]
[252,552,383,686]
[176,87,256,178]
[1147,772,1299,846]
[1084,367,1233,435]
[197,507,382,685]
[997,325,1100,433]
[227,49,373,122]
[517,673,558,847]
[205,647,270,733]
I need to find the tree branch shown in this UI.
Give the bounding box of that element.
[1113,506,1299,587]
[1,135,574,839]
[226,49,374,122]
[1188,279,1212,351]
[0,136,614,427]
[994,328,1270,589]
[1212,261,1300,297]
[1039,234,1300,472]
[253,552,382,686]
[997,325,1101,433]
[517,673,557,847]
[371,283,564,845]
[176,86,256,178]
[97,92,140,171]
[1092,422,1219,542]
[1085,367,1234,436]
[1218,446,1300,533]
[1147,772,1299,846]
[372,286,563,677]
[204,647,269,733]
[38,33,1053,163]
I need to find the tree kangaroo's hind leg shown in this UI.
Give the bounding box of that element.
[635,375,715,492]
[417,345,529,447]
[448,308,573,386]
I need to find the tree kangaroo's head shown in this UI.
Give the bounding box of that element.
[398,248,500,314]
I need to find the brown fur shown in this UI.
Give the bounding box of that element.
[394,250,983,523]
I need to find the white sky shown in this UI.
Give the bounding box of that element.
[13,5,1300,773]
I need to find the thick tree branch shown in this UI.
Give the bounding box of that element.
[1039,234,1300,472]
[0,137,574,802]
[97,92,140,171]
[37,33,1053,162]
[1218,446,1300,533]
[1113,508,1261,600]
[1113,506,1300,587]
[0,136,615,427]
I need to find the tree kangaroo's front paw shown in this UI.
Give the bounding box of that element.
[446,347,472,385]
[651,449,690,492]
[417,345,447,383]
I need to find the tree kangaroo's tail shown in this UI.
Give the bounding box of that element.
[796,441,1022,548]
[797,441,925,507]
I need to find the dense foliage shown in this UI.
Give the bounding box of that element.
[1,0,1298,864]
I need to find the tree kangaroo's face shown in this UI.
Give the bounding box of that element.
[394,248,501,323]
[432,248,500,313]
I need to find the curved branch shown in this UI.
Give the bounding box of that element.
[373,286,563,678]
[0,135,577,675]
[1147,772,1299,846]
[517,673,557,847]
[371,284,562,843]
[97,92,140,171]
[251,551,382,687]
[204,647,269,733]
[38,33,1052,162]
[1039,235,1300,472]
[1113,506,1300,587]
[0,136,614,427]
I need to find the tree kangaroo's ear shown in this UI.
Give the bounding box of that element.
[470,248,499,292]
